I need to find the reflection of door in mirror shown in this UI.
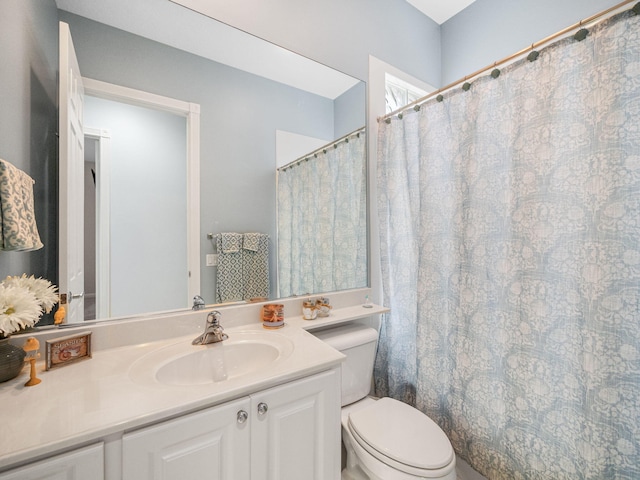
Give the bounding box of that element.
[83,128,111,320]
[59,21,85,324]
[82,95,189,320]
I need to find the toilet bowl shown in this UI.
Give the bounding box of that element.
[313,324,456,480]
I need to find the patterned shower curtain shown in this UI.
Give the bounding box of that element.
[277,130,367,298]
[375,11,639,480]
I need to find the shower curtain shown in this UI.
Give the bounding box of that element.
[375,11,639,480]
[277,131,367,298]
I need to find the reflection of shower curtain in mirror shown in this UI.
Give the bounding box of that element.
[277,131,367,298]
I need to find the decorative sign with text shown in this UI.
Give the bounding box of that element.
[45,332,92,370]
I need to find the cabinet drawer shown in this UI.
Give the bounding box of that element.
[0,443,104,480]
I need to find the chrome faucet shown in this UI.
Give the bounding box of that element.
[192,310,228,345]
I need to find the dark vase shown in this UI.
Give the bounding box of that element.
[0,338,26,383]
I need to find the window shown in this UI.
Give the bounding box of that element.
[385,73,428,113]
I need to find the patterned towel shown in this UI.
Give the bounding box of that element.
[220,232,242,253]
[243,232,261,252]
[0,159,43,251]
[242,234,269,300]
[215,232,270,302]
[215,233,243,302]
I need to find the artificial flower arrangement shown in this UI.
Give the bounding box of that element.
[0,275,58,338]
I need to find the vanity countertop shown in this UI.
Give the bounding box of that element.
[0,321,345,470]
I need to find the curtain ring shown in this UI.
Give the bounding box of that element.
[574,26,589,41]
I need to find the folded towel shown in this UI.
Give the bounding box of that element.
[243,232,265,252]
[242,233,269,300]
[215,234,244,303]
[220,232,242,253]
[0,159,43,251]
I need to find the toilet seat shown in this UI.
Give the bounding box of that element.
[347,397,454,476]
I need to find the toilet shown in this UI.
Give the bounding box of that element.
[314,324,456,480]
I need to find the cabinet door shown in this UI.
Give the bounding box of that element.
[0,443,103,480]
[251,369,341,480]
[123,397,251,480]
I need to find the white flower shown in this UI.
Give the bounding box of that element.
[2,274,58,313]
[0,284,43,337]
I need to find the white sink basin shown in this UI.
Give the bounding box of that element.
[130,330,294,386]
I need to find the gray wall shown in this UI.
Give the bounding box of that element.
[441,0,623,85]
[0,0,58,302]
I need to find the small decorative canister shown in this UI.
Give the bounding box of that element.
[0,338,26,383]
[261,304,284,329]
[316,297,332,317]
[302,300,317,320]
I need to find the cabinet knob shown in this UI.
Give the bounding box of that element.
[237,410,248,424]
[257,402,268,415]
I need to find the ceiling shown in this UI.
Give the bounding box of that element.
[407,0,477,24]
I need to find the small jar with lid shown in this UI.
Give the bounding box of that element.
[302,300,317,320]
[316,297,332,317]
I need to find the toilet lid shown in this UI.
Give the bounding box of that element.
[348,397,454,471]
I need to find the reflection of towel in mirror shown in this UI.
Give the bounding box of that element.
[216,233,244,302]
[220,232,243,253]
[242,232,261,252]
[0,159,43,251]
[242,233,269,300]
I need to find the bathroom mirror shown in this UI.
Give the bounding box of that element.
[49,0,367,324]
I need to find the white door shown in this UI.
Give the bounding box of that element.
[58,21,85,323]
[251,369,341,480]
[122,397,251,480]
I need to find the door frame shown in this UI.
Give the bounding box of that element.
[82,77,201,307]
[84,127,111,319]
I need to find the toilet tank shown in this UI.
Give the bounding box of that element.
[313,324,379,407]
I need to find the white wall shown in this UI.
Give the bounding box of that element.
[83,96,188,318]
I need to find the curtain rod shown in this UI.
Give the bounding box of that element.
[381,0,639,122]
[277,125,366,171]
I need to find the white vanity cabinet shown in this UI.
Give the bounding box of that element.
[122,369,340,480]
[0,443,104,480]
[123,397,251,480]
[251,368,340,480]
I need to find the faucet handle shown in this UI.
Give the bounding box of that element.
[207,310,222,326]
